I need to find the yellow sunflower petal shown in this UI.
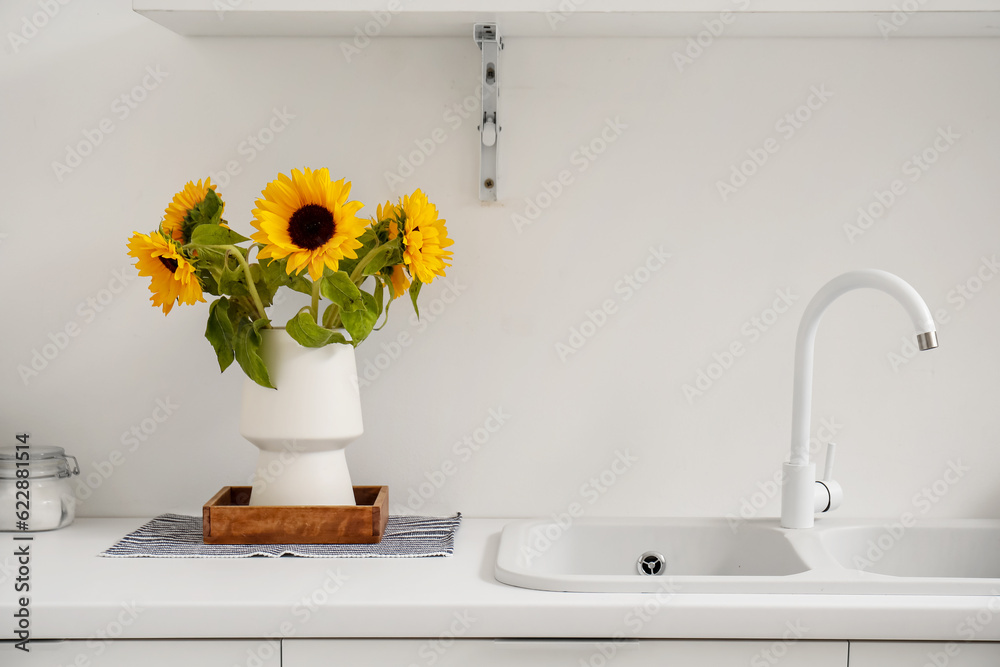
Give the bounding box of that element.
[127,231,204,314]
[391,189,453,285]
[251,168,367,278]
[161,178,219,244]
[387,264,410,299]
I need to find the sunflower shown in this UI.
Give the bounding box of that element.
[373,201,408,299]
[375,200,398,228]
[386,264,411,299]
[251,168,367,281]
[161,178,218,244]
[387,189,453,285]
[127,231,205,314]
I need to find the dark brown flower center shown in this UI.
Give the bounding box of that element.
[158,256,179,273]
[288,204,335,250]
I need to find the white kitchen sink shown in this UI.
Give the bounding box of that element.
[495,517,1000,595]
[818,522,1000,579]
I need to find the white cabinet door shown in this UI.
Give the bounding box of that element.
[284,638,848,667]
[850,641,1000,666]
[0,639,281,666]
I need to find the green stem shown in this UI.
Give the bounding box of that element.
[322,239,394,328]
[321,243,383,330]
[349,244,385,286]
[324,302,340,329]
[197,244,269,325]
[311,279,321,323]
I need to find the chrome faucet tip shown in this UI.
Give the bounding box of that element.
[917,331,938,351]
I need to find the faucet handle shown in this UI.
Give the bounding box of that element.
[814,442,843,514]
[822,442,836,481]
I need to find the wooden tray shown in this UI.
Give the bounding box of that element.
[202,486,388,545]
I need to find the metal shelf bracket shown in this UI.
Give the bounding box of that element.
[474,23,501,201]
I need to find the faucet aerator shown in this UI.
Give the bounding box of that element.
[917,331,939,351]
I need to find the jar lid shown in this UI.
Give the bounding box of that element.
[0,446,79,479]
[0,445,69,461]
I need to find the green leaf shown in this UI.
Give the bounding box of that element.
[361,247,390,276]
[288,274,313,296]
[373,279,390,332]
[357,226,379,246]
[207,190,223,220]
[226,300,256,327]
[409,279,423,318]
[205,298,236,372]
[196,267,221,297]
[380,266,400,301]
[341,290,379,346]
[373,279,384,319]
[245,264,274,308]
[257,257,290,288]
[337,228,380,277]
[286,311,349,348]
[234,318,274,389]
[189,224,251,246]
[189,245,227,287]
[321,271,364,313]
[361,240,403,277]
[180,189,225,241]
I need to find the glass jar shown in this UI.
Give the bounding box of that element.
[0,445,80,532]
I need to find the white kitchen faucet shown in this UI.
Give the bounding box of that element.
[780,270,938,529]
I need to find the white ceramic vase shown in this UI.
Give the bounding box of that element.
[239,328,363,506]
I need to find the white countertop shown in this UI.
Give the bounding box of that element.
[2,518,997,642]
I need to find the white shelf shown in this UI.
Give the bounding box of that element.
[134,0,1000,38]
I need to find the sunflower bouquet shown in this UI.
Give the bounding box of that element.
[127,168,453,388]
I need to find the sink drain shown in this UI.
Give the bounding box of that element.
[637,551,665,576]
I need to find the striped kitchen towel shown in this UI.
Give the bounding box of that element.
[100,513,461,558]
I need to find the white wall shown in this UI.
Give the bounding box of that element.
[2,0,998,523]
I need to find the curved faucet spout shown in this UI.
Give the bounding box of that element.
[781,269,938,529]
